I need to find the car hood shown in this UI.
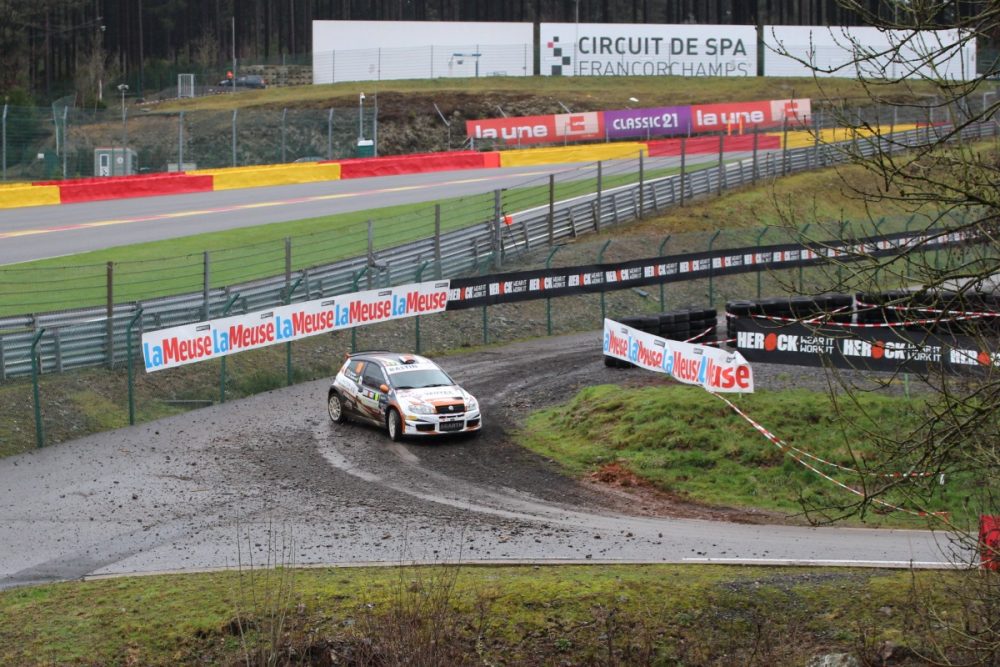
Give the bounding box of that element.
[395,385,471,406]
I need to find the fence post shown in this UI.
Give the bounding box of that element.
[203,252,211,320]
[126,308,144,425]
[492,189,503,270]
[286,274,304,386]
[218,293,240,404]
[707,230,721,307]
[31,328,45,448]
[680,138,687,206]
[782,117,789,175]
[638,151,645,218]
[178,110,184,168]
[1,103,6,181]
[598,240,611,322]
[658,235,671,311]
[838,220,849,287]
[752,129,758,183]
[106,262,115,368]
[596,161,603,229]
[327,108,334,160]
[433,204,443,279]
[232,109,238,167]
[285,236,292,290]
[545,246,561,335]
[717,134,724,196]
[414,261,429,353]
[350,268,367,353]
[281,108,288,163]
[548,174,555,244]
[367,220,375,288]
[798,223,811,292]
[61,107,68,179]
[756,227,768,298]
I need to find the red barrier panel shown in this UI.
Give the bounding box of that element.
[982,515,1000,571]
[51,174,215,204]
[645,134,781,157]
[336,151,493,179]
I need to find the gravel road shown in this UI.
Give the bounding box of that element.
[0,332,962,590]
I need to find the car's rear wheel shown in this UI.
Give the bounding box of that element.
[328,392,346,423]
[386,408,403,441]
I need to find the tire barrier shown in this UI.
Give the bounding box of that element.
[336,150,499,178]
[33,173,215,203]
[603,308,717,368]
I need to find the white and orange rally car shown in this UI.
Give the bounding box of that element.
[327,351,481,441]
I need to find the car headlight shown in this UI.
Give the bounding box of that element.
[409,403,434,415]
[465,397,478,412]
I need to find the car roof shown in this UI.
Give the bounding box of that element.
[349,351,437,367]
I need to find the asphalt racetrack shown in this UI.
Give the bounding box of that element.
[0,155,732,265]
[0,333,963,590]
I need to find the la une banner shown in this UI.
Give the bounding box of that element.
[603,318,754,393]
[141,280,450,372]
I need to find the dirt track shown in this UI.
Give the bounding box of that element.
[0,332,956,589]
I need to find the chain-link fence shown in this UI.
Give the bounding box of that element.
[0,104,377,180]
[7,88,998,182]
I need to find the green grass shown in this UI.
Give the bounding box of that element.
[0,563,971,666]
[156,75,939,113]
[520,384,983,529]
[0,159,712,316]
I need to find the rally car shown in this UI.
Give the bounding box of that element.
[327,351,481,441]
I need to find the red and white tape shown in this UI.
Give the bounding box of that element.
[711,392,947,518]
[684,326,716,343]
[855,299,1000,319]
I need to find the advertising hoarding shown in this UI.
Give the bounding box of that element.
[603,318,754,393]
[763,26,976,80]
[540,23,757,77]
[141,281,450,372]
[312,21,533,83]
[466,111,604,146]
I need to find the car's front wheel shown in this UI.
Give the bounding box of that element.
[386,408,403,441]
[328,391,346,423]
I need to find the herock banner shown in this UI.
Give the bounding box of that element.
[141,281,450,372]
[540,23,757,77]
[603,318,754,393]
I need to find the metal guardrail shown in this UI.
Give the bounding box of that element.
[0,121,994,380]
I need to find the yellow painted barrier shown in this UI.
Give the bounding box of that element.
[0,185,62,209]
[783,124,921,149]
[499,142,647,167]
[192,162,342,191]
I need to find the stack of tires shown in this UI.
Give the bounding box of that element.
[858,290,1000,335]
[725,294,854,340]
[604,308,720,368]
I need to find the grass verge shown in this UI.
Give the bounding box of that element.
[0,563,975,666]
[519,384,979,529]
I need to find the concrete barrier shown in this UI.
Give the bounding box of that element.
[0,184,62,209]
[499,142,647,167]
[336,151,498,179]
[645,134,781,157]
[192,163,342,190]
[37,174,215,204]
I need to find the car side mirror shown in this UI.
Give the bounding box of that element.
[380,384,390,394]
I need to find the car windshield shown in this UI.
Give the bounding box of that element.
[391,368,454,390]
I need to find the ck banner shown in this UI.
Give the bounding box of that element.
[447,228,980,310]
[733,317,1000,375]
[141,280,450,372]
[603,318,754,393]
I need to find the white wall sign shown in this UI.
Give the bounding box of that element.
[764,26,976,80]
[312,21,533,84]
[540,23,757,77]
